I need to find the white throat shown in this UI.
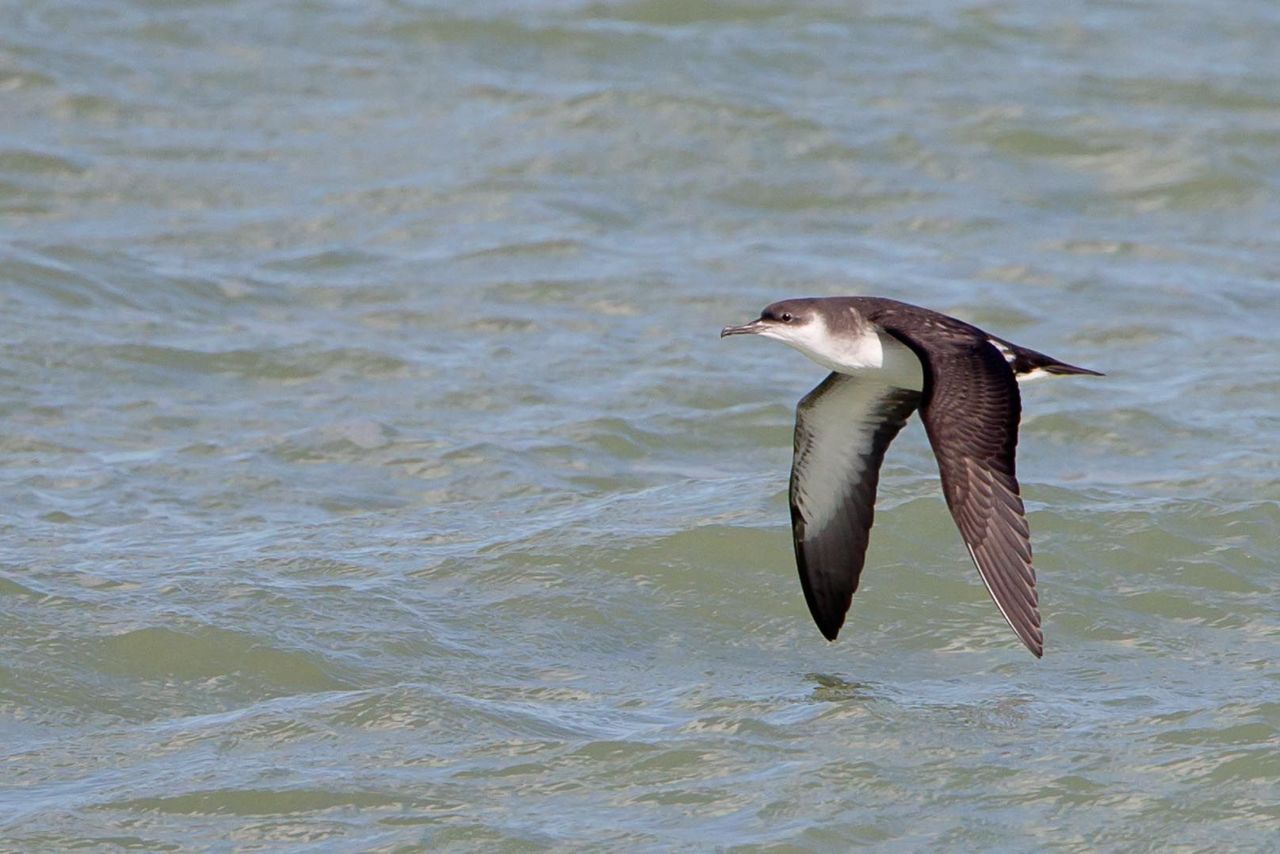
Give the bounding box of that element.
[761,315,924,391]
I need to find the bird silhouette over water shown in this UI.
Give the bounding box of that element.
[721,297,1101,657]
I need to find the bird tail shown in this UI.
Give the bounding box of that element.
[1036,358,1105,377]
[988,336,1104,378]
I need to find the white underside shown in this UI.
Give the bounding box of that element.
[770,315,923,533]
[793,377,890,532]
[760,316,924,391]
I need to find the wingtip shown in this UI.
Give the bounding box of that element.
[1021,627,1045,658]
[816,620,841,642]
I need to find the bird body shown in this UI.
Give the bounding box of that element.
[721,297,1101,657]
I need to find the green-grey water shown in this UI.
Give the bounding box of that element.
[3,1,1278,849]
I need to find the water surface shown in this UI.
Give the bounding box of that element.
[2,0,1279,849]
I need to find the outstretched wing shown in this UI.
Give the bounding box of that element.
[895,334,1042,657]
[790,372,921,640]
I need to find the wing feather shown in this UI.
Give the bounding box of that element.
[868,309,1044,658]
[789,372,921,640]
[921,345,1042,656]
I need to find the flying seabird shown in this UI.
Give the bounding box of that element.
[721,296,1101,657]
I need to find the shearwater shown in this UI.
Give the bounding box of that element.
[721,296,1101,657]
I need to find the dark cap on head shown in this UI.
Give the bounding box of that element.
[721,298,824,337]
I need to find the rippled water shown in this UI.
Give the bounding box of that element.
[3,0,1279,849]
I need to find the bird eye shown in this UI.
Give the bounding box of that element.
[780,312,794,322]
